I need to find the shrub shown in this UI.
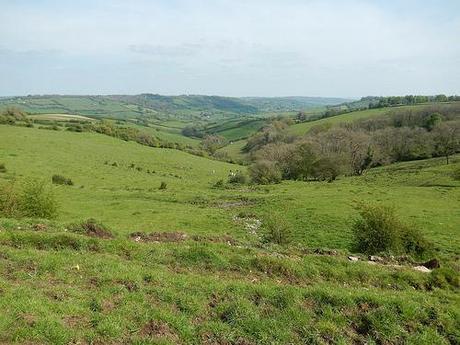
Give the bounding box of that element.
[452,166,460,181]
[159,182,167,190]
[0,179,58,219]
[351,203,429,256]
[400,226,430,257]
[227,170,248,184]
[19,179,58,219]
[213,179,224,188]
[0,163,6,173]
[0,182,20,217]
[428,267,460,289]
[52,174,74,186]
[249,160,282,184]
[311,158,340,182]
[262,214,293,245]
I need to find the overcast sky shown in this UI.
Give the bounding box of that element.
[0,0,459,97]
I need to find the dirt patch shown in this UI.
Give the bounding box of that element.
[130,231,188,243]
[130,232,238,246]
[33,223,48,231]
[44,290,68,301]
[140,320,179,341]
[19,313,37,326]
[214,200,256,208]
[69,219,113,239]
[200,332,254,345]
[116,279,139,292]
[191,234,239,246]
[63,315,90,328]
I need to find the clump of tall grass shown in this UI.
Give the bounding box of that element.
[0,179,58,219]
[262,213,293,245]
[351,203,429,257]
[52,174,74,186]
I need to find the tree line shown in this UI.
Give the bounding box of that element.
[245,103,460,184]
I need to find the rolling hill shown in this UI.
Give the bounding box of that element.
[0,124,459,344]
[0,94,349,121]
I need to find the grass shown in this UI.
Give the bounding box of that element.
[216,139,249,163]
[28,114,95,122]
[286,104,441,136]
[1,125,459,252]
[205,118,266,141]
[0,124,459,344]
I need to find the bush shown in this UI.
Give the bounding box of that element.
[249,160,282,184]
[52,174,74,186]
[159,181,167,190]
[213,179,224,188]
[428,267,460,289]
[452,166,460,181]
[262,214,293,245]
[227,170,248,184]
[19,179,58,219]
[0,163,6,173]
[351,203,428,256]
[0,179,58,219]
[0,182,20,217]
[312,158,340,182]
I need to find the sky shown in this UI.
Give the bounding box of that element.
[0,0,459,97]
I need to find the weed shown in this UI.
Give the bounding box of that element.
[52,174,74,186]
[261,214,293,245]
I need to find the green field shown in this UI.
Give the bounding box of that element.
[285,104,447,136]
[0,124,459,344]
[205,118,267,141]
[28,114,95,122]
[0,95,347,123]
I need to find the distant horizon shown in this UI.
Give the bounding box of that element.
[0,93,356,99]
[1,92,458,100]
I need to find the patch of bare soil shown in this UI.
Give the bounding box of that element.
[140,320,180,342]
[63,315,90,328]
[33,223,48,231]
[200,332,254,345]
[130,231,188,243]
[214,200,256,208]
[191,234,239,246]
[19,313,37,326]
[69,219,113,239]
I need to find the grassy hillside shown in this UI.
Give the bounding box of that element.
[287,103,452,136]
[0,96,141,119]
[241,96,352,111]
[1,124,458,250]
[205,118,267,141]
[0,125,459,344]
[0,95,347,122]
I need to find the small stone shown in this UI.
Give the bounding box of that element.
[348,256,359,262]
[368,255,384,262]
[413,266,431,273]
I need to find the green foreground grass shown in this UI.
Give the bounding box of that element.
[0,125,459,344]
